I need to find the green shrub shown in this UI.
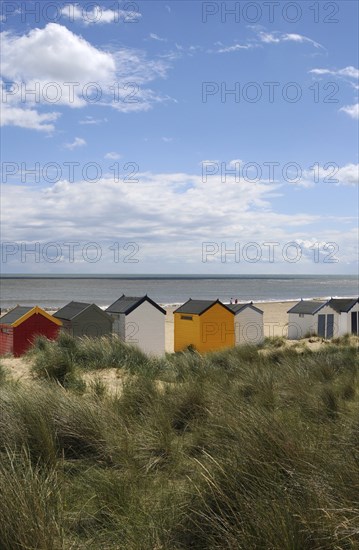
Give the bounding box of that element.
[31,334,52,353]
[32,345,75,386]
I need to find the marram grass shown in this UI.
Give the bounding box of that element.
[0,335,358,549]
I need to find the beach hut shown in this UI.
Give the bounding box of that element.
[0,305,62,356]
[314,300,344,339]
[174,299,235,353]
[287,300,326,339]
[325,298,359,336]
[288,298,359,340]
[228,302,264,345]
[106,295,166,355]
[53,302,113,337]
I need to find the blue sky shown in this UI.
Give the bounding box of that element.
[1,0,358,274]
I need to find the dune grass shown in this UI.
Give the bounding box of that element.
[1,336,358,548]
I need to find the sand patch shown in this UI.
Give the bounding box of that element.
[0,355,34,382]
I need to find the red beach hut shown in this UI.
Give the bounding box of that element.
[0,306,62,357]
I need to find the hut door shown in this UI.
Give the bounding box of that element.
[318,315,325,337]
[352,312,358,335]
[326,314,334,339]
[318,314,334,338]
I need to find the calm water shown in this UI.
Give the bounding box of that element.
[0,275,358,310]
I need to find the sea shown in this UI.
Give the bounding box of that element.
[0,275,358,311]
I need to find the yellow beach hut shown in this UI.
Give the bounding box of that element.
[174,299,235,353]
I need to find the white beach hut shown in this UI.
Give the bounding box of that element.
[287,298,358,340]
[228,302,264,345]
[326,298,359,336]
[287,300,326,339]
[314,301,341,339]
[106,295,166,356]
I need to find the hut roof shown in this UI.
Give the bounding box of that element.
[228,302,263,315]
[0,306,62,327]
[174,299,234,316]
[0,306,33,325]
[327,298,358,313]
[106,295,166,315]
[287,300,326,315]
[53,301,92,320]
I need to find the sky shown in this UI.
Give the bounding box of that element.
[0,0,358,275]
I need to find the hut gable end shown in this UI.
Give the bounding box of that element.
[0,305,61,356]
[106,295,166,316]
[53,302,113,338]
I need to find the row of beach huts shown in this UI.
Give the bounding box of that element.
[0,295,358,357]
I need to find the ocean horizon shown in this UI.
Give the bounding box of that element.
[2,274,358,279]
[1,274,358,310]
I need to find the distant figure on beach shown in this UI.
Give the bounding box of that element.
[235,298,238,304]
[230,298,233,304]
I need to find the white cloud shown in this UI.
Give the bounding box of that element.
[309,67,359,120]
[259,31,324,49]
[79,116,108,125]
[1,171,356,272]
[112,49,169,84]
[0,23,173,129]
[0,172,282,242]
[226,162,359,188]
[149,33,167,42]
[310,66,359,79]
[215,29,324,54]
[0,103,60,132]
[337,164,359,185]
[300,163,359,187]
[283,33,323,48]
[1,24,116,85]
[162,137,173,142]
[340,103,359,119]
[64,137,87,149]
[60,4,141,24]
[105,152,122,160]
[217,43,253,53]
[0,172,282,248]
[259,32,281,44]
